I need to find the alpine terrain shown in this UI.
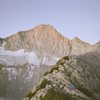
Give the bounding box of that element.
[0,24,100,100]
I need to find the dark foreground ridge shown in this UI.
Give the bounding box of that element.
[24,50,100,100]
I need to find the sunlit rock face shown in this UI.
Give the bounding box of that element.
[3,24,96,57]
[4,25,70,58]
[0,24,100,100]
[24,50,100,100]
[2,24,99,58]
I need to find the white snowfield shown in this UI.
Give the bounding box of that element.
[0,48,59,66]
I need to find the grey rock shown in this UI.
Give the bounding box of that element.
[24,51,100,100]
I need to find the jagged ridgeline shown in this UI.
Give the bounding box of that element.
[24,51,100,100]
[1,24,95,56]
[0,24,100,100]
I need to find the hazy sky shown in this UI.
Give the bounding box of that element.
[0,0,100,44]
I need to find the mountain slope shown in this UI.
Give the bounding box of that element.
[4,24,70,57]
[2,24,94,57]
[0,24,100,100]
[24,49,100,100]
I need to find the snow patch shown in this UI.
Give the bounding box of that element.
[27,52,41,65]
[0,49,25,57]
[0,49,59,66]
[25,65,35,80]
[2,68,18,81]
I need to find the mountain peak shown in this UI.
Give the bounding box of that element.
[72,36,91,45]
[31,24,59,36]
[2,24,98,57]
[73,36,84,42]
[35,24,56,29]
[4,24,69,57]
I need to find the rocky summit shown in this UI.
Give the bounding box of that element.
[1,24,97,57]
[0,24,100,100]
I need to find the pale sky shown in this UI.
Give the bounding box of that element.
[0,0,100,44]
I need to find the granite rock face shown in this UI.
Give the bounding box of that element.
[3,24,96,57]
[0,24,100,100]
[4,25,70,58]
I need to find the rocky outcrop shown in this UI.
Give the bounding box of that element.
[24,50,100,100]
[4,25,70,58]
[0,63,52,100]
[70,37,92,55]
[0,24,100,100]
[3,24,95,58]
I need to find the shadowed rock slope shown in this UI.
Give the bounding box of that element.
[24,50,100,100]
